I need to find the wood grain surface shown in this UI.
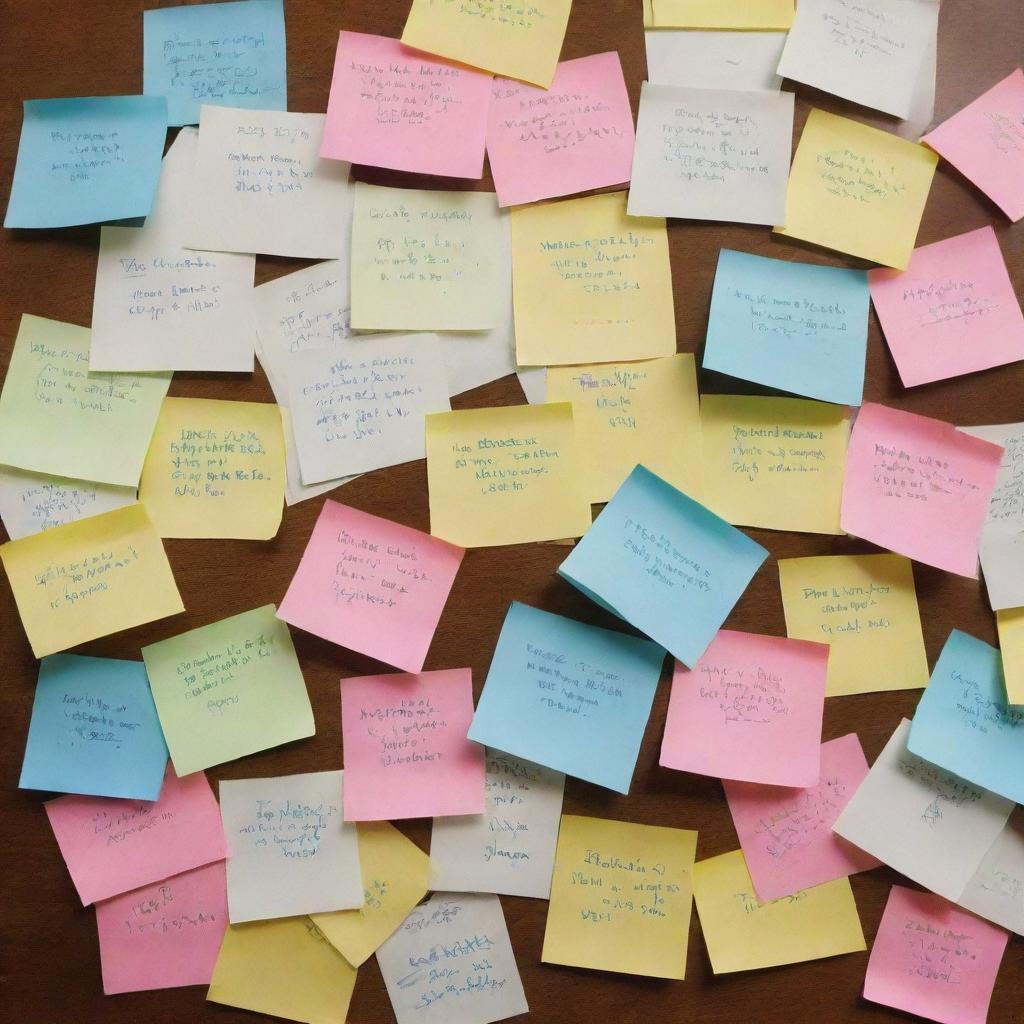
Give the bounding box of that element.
[1,2,1022,1022]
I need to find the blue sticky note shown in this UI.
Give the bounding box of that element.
[4,96,168,229]
[704,248,870,406]
[19,654,168,800]
[558,465,768,667]
[468,602,665,794]
[144,0,288,126]
[908,630,1024,805]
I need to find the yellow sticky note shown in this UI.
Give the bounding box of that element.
[511,192,676,366]
[207,917,357,1024]
[0,503,183,658]
[425,403,592,547]
[643,0,655,27]
[311,823,432,967]
[776,109,938,270]
[546,355,702,505]
[139,397,285,539]
[778,553,929,697]
[652,0,794,28]
[692,849,865,974]
[401,0,571,88]
[542,814,698,979]
[997,608,1024,705]
[700,394,849,534]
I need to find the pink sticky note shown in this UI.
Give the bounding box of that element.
[659,630,828,787]
[340,668,485,821]
[45,764,228,905]
[486,52,636,207]
[723,733,881,902]
[278,500,465,673]
[841,403,1004,578]
[869,226,1024,387]
[320,31,492,178]
[923,69,1024,222]
[864,885,1009,1024]
[95,860,228,994]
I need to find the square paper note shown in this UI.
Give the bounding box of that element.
[644,28,786,92]
[960,807,1024,936]
[997,608,1024,706]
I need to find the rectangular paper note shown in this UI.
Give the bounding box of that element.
[644,30,785,92]
[997,608,1024,706]
[959,808,1024,936]
[651,0,794,29]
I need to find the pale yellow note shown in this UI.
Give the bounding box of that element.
[401,0,571,88]
[139,397,285,539]
[425,402,592,547]
[542,813,697,979]
[207,917,357,1024]
[778,553,929,697]
[700,394,849,534]
[643,0,655,27]
[0,503,183,658]
[692,849,865,974]
[311,823,432,967]
[776,108,938,270]
[997,607,1024,705]
[652,0,794,29]
[511,191,676,366]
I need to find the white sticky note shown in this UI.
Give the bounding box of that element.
[644,29,785,91]
[959,808,1024,936]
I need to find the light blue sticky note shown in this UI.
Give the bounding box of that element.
[144,0,288,126]
[19,654,168,800]
[4,96,168,229]
[558,465,768,668]
[704,248,870,406]
[908,630,1024,805]
[467,602,665,794]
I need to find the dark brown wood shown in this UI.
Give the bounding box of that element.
[1,2,1022,1021]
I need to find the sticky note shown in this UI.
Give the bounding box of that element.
[220,771,362,922]
[0,314,171,487]
[644,29,785,92]
[833,719,1014,902]
[486,52,635,208]
[20,654,167,800]
[425,403,591,547]
[207,917,357,1024]
[143,0,287,126]
[776,109,938,269]
[723,733,881,902]
[960,808,1024,936]
[650,0,794,29]
[186,106,353,258]
[997,608,1024,705]
[922,69,1024,222]
[778,553,928,697]
[430,749,566,899]
[692,849,865,973]
[700,395,849,534]
[278,500,464,673]
[841,403,1004,578]
[559,465,768,667]
[341,669,485,821]
[0,503,183,659]
[312,822,432,967]
[139,397,285,539]
[869,227,1024,387]
[4,96,167,228]
[45,765,227,905]
[704,248,870,406]
[545,354,703,505]
[401,0,571,88]
[628,83,794,226]
[350,184,505,331]
[376,892,529,1024]
[865,885,1009,1024]
[468,603,665,794]
[510,191,676,366]
[141,605,314,776]
[95,861,228,994]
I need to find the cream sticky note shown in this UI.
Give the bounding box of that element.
[0,503,183,658]
[138,397,285,539]
[692,849,865,974]
[776,109,938,269]
[960,807,1024,935]
[545,354,702,505]
[511,191,676,366]
[651,0,794,29]
[425,403,591,547]
[997,608,1024,705]
[644,29,785,92]
[0,314,170,487]
[700,394,849,534]
[542,814,697,979]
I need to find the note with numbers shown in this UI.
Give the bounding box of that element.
[644,29,785,91]
[959,808,1024,936]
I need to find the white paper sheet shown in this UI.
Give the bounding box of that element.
[645,29,786,91]
[959,807,1024,936]
[895,13,938,140]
